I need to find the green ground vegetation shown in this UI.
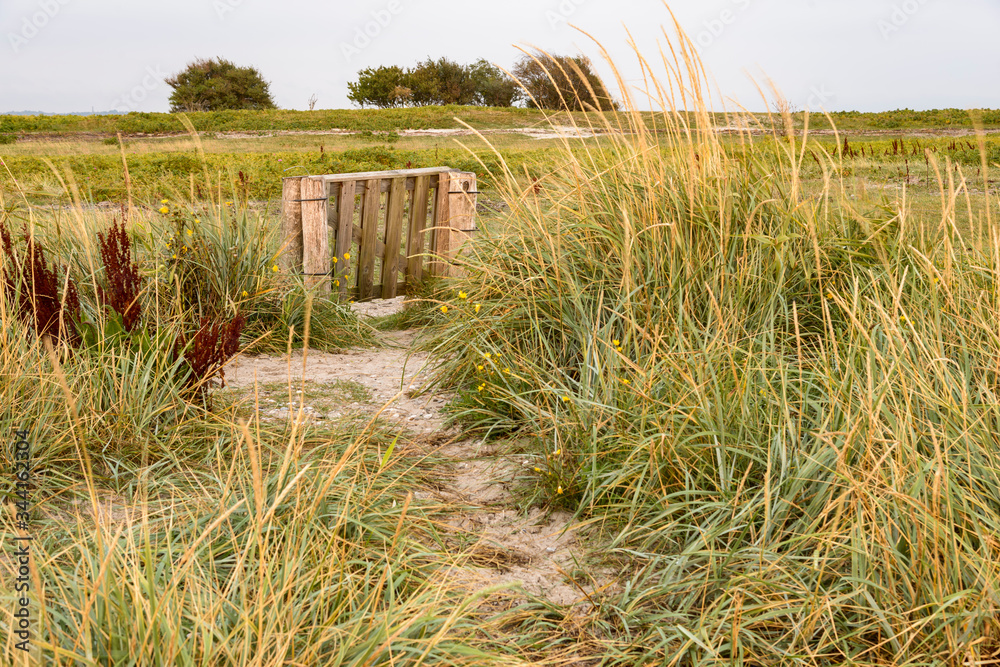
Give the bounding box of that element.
[6,52,1000,665]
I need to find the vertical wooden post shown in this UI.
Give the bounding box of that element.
[430,171,477,278]
[335,180,356,300]
[358,178,381,300]
[279,177,304,274]
[381,177,406,299]
[300,177,330,295]
[405,175,430,285]
[448,173,477,279]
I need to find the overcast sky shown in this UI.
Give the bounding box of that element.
[1,0,997,114]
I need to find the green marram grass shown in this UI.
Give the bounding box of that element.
[5,28,1000,666]
[423,34,1000,664]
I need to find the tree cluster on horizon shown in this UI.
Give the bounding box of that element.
[163,52,618,113]
[348,53,617,111]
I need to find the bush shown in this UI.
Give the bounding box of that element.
[347,59,521,109]
[347,65,410,109]
[0,134,16,145]
[166,58,277,112]
[469,59,522,107]
[408,57,477,106]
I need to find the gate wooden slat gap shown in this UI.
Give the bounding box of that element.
[280,167,476,302]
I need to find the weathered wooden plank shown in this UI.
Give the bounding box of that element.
[319,166,453,183]
[327,175,442,198]
[447,172,478,279]
[430,172,452,277]
[405,175,430,284]
[381,178,407,299]
[358,178,381,300]
[279,177,304,274]
[300,177,330,295]
[335,180,356,299]
[429,172,477,278]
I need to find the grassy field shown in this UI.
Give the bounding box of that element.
[5,46,1000,664]
[3,105,1000,136]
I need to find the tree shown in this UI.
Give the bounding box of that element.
[469,59,522,107]
[166,58,276,112]
[512,52,617,111]
[403,62,441,107]
[407,58,477,106]
[347,58,522,109]
[347,66,410,108]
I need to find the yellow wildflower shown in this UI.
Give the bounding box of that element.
[160,199,168,204]
[344,252,350,260]
[562,396,569,402]
[477,365,484,371]
[482,352,492,360]
[171,254,177,259]
[474,304,481,314]
[272,265,279,272]
[242,290,248,297]
[554,449,561,456]
[332,256,338,264]
[194,219,200,224]
[186,229,193,236]
[159,207,169,214]
[557,486,563,494]
[534,467,541,472]
[440,305,448,314]
[621,378,631,385]
[458,291,467,299]
[334,280,340,287]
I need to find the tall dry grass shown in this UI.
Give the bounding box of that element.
[426,27,1000,665]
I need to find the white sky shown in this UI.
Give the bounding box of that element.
[1,0,997,114]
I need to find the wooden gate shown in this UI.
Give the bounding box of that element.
[279,167,477,300]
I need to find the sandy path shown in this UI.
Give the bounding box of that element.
[222,303,608,606]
